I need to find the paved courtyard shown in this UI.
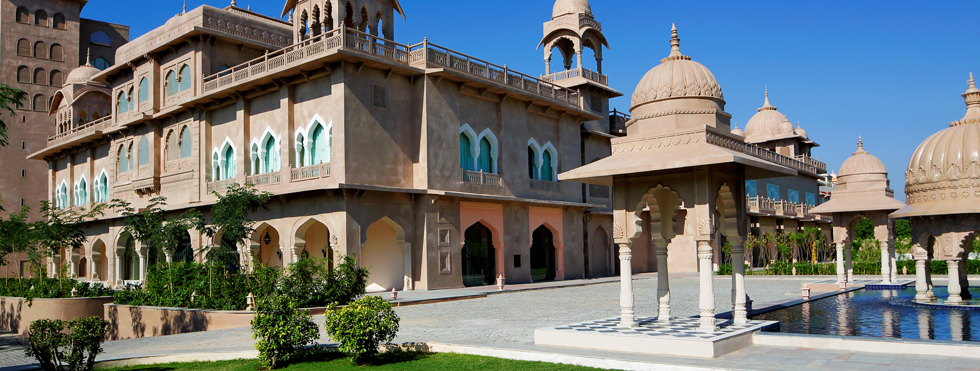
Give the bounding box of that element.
[3,275,980,370]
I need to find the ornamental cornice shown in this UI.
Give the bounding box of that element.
[906,178,980,193]
[905,162,980,187]
[906,187,980,205]
[625,108,731,128]
[829,190,888,199]
[611,131,705,154]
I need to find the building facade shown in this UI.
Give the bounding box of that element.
[735,90,831,265]
[1,0,127,217]
[29,0,620,290]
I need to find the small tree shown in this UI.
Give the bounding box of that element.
[324,295,400,365]
[0,84,27,147]
[28,202,107,283]
[24,316,110,371]
[199,184,271,302]
[251,295,319,369]
[0,205,33,272]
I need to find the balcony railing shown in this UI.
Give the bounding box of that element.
[530,179,559,192]
[207,179,235,194]
[706,132,827,176]
[589,184,610,199]
[246,171,281,186]
[202,27,410,93]
[747,195,831,222]
[747,196,776,215]
[410,41,582,108]
[201,28,586,111]
[47,116,113,146]
[461,170,501,187]
[541,67,608,86]
[290,163,331,181]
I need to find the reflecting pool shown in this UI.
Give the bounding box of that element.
[751,287,980,341]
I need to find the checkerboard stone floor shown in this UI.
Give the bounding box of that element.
[550,316,776,341]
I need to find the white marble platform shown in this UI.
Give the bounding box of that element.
[534,316,778,358]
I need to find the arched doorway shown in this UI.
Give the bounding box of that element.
[592,226,612,277]
[92,239,107,281]
[362,218,404,292]
[78,257,87,278]
[294,219,332,267]
[531,225,557,282]
[255,225,283,267]
[462,222,496,287]
[118,233,139,281]
[173,231,193,263]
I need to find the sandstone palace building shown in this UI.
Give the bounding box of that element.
[26,0,831,290]
[1,0,127,218]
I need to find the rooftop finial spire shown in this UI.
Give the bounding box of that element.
[957,71,980,126]
[854,136,868,155]
[182,1,186,14]
[231,0,237,6]
[758,86,777,112]
[84,48,91,67]
[661,23,691,63]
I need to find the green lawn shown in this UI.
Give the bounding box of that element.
[104,352,610,371]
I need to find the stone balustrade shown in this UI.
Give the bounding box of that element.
[461,170,502,187]
[206,179,235,194]
[246,171,281,186]
[541,67,608,86]
[746,195,831,222]
[705,132,827,176]
[47,116,114,146]
[290,163,331,181]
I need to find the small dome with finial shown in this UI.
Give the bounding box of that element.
[795,122,808,139]
[840,136,887,177]
[630,24,723,110]
[65,49,101,85]
[743,88,795,143]
[731,120,744,137]
[552,0,592,18]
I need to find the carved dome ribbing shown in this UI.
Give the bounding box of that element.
[65,65,100,85]
[902,74,980,212]
[552,0,592,18]
[743,91,795,143]
[840,137,887,177]
[630,24,723,111]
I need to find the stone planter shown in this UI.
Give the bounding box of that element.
[0,296,115,334]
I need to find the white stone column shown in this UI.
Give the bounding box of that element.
[654,239,670,322]
[880,240,891,284]
[914,257,930,301]
[137,245,147,282]
[947,260,962,304]
[845,241,854,282]
[731,240,748,324]
[889,242,898,283]
[697,240,717,332]
[400,242,412,291]
[835,242,846,284]
[618,243,636,328]
[115,248,125,285]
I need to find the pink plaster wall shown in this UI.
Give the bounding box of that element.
[459,202,505,279]
[0,296,114,334]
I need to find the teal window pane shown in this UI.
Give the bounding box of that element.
[222,146,235,180]
[459,134,472,171]
[138,136,149,166]
[117,92,127,114]
[542,151,553,182]
[179,65,191,92]
[138,78,149,103]
[479,137,492,173]
[767,184,780,201]
[166,72,177,96]
[78,179,87,205]
[806,193,816,206]
[311,125,324,164]
[264,138,275,173]
[788,189,800,204]
[118,146,127,172]
[180,128,191,158]
[745,180,757,197]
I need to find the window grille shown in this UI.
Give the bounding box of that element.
[372,84,387,109]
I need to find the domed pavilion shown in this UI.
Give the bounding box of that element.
[559,24,804,332]
[810,137,905,285]
[891,74,980,304]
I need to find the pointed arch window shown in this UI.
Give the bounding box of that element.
[116,91,128,114]
[211,152,220,181]
[117,145,128,173]
[95,171,109,203]
[221,145,236,180]
[250,143,260,175]
[74,177,88,206]
[137,135,149,166]
[262,135,279,173]
[295,133,306,168]
[138,77,149,104]
[459,133,473,171]
[478,138,492,173]
[179,126,191,158]
[165,71,177,96]
[56,181,69,209]
[178,64,191,92]
[541,150,554,182]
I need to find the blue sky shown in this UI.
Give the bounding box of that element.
[82,0,980,200]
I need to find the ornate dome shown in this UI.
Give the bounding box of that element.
[552,0,592,18]
[902,73,980,213]
[731,120,744,137]
[630,24,723,111]
[65,65,100,85]
[840,137,887,177]
[743,90,795,143]
[795,122,808,139]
